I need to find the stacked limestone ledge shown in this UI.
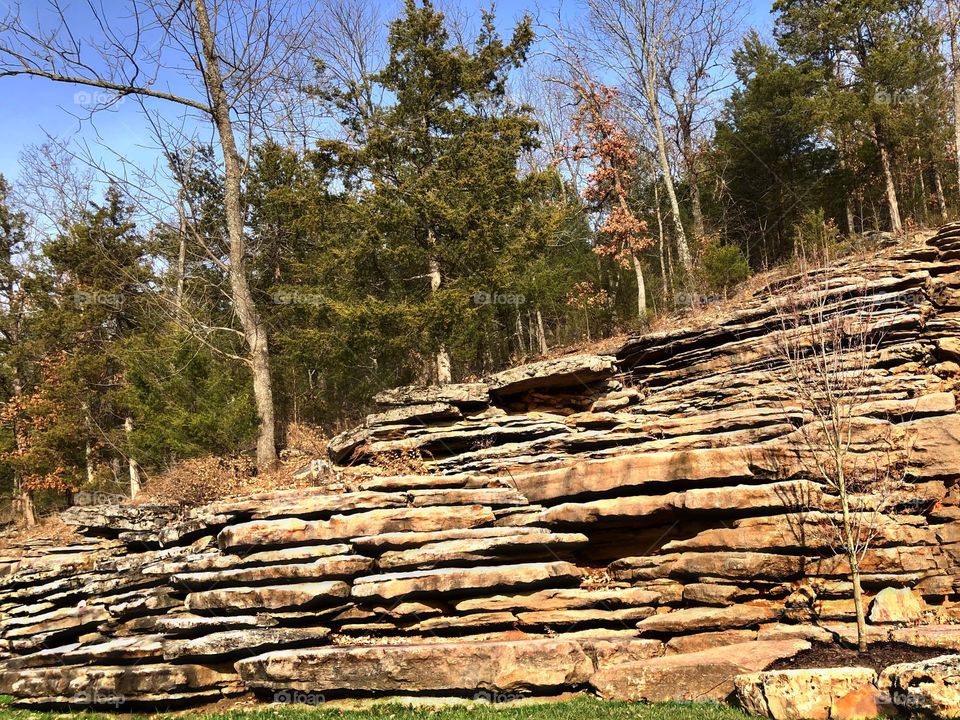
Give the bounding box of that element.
[1,226,959,708]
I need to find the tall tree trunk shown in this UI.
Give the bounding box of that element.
[839,484,868,653]
[654,182,668,295]
[426,238,452,384]
[837,137,856,235]
[915,143,929,225]
[948,0,960,193]
[681,125,704,239]
[934,162,948,219]
[195,0,278,469]
[632,253,647,318]
[874,125,903,233]
[535,309,547,354]
[645,74,693,274]
[124,417,142,499]
[6,308,33,526]
[175,195,188,316]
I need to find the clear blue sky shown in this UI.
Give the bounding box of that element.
[0,0,775,188]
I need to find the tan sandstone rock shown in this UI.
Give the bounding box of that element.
[868,587,926,624]
[589,639,810,702]
[351,562,582,601]
[880,654,960,718]
[734,667,878,719]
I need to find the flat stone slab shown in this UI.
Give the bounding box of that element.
[377,533,588,571]
[350,561,582,601]
[218,506,496,550]
[489,355,615,396]
[589,639,810,702]
[236,638,596,693]
[0,664,238,700]
[636,604,778,634]
[185,581,350,612]
[455,586,668,613]
[172,555,374,588]
[163,627,330,660]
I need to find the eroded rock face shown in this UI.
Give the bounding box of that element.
[589,639,811,702]
[868,587,926,624]
[3,226,960,709]
[237,638,597,694]
[735,668,878,720]
[880,654,960,719]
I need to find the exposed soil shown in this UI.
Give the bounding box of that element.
[771,641,949,673]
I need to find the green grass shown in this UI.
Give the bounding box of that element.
[0,696,752,720]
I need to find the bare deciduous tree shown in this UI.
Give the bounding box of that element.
[775,272,913,651]
[0,0,320,470]
[660,0,744,239]
[583,0,695,275]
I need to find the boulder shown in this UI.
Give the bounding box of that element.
[237,638,596,694]
[734,667,878,720]
[589,639,810,702]
[868,587,926,624]
[880,654,960,718]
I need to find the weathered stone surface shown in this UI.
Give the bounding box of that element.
[351,562,582,601]
[455,586,669,613]
[665,630,756,654]
[636,605,778,635]
[172,555,374,588]
[590,639,810,702]
[868,587,926,624]
[374,383,490,408]
[3,605,109,638]
[366,402,462,427]
[889,624,960,650]
[735,668,878,720]
[0,664,238,701]
[518,606,655,626]
[163,627,330,660]
[5,228,960,712]
[378,533,588,570]
[489,355,615,395]
[612,552,806,582]
[211,492,406,520]
[512,449,756,504]
[351,526,549,552]
[237,638,596,693]
[218,506,496,550]
[880,654,960,718]
[185,581,350,612]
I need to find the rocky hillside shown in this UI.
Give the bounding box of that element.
[1,227,959,710]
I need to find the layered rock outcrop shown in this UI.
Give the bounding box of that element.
[1,227,960,708]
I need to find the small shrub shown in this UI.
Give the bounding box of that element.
[792,208,842,264]
[700,242,751,294]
